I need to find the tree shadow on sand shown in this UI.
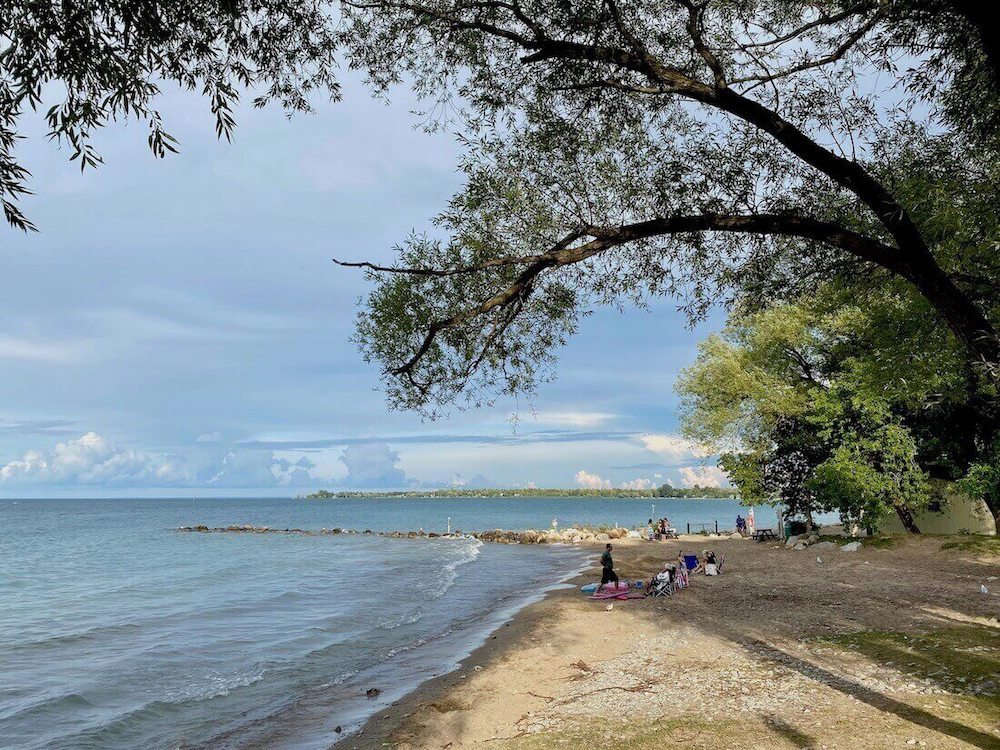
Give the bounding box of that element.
[736,636,999,750]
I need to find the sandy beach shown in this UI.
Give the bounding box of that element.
[350,534,999,750]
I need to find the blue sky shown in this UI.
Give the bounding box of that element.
[0,77,725,496]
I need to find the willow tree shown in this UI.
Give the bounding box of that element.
[331,0,1000,413]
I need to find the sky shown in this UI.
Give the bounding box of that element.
[0,77,727,497]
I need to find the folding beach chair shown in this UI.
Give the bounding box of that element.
[683,553,699,572]
[649,572,674,597]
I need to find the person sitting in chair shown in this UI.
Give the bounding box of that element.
[702,550,720,575]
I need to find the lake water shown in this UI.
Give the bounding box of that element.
[0,496,771,749]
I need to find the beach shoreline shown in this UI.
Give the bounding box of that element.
[344,535,999,750]
[344,562,592,750]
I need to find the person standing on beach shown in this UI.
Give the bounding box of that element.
[597,543,619,592]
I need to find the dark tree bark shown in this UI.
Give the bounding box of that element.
[892,501,922,534]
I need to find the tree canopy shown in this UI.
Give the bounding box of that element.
[331,0,1000,411]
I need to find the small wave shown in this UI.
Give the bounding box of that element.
[2,691,96,723]
[374,609,423,631]
[425,537,484,598]
[44,665,268,749]
[160,664,266,704]
[12,620,147,651]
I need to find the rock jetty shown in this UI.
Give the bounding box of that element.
[176,524,639,544]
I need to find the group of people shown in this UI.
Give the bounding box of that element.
[645,517,677,541]
[735,509,756,537]
[596,543,720,595]
[645,548,719,592]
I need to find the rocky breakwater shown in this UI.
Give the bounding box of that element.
[472,525,636,544]
[176,524,638,544]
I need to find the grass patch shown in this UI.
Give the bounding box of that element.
[940,535,1000,555]
[822,625,999,701]
[814,534,899,549]
[865,534,901,549]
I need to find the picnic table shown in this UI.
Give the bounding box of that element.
[752,528,777,542]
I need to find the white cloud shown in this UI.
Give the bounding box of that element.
[0,432,183,486]
[638,434,711,461]
[0,432,318,489]
[532,411,617,428]
[574,469,612,489]
[338,443,407,488]
[678,466,729,488]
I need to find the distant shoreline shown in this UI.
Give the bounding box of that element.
[300,488,739,500]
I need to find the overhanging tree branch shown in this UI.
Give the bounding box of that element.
[375,212,906,379]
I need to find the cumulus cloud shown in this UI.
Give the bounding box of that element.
[638,434,711,461]
[0,432,183,486]
[678,466,729,488]
[574,469,612,489]
[338,443,407,488]
[0,432,318,489]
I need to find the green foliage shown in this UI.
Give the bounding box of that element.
[678,303,932,529]
[958,441,1000,515]
[808,385,930,530]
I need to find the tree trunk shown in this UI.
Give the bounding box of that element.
[892,502,922,534]
[898,248,1000,380]
[984,497,1000,536]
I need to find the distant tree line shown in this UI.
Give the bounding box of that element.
[303,485,737,500]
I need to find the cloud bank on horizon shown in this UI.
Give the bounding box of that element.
[0,429,726,494]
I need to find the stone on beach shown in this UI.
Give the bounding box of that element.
[840,541,862,552]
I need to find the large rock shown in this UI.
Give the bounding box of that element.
[840,541,863,552]
[813,541,838,551]
[596,533,611,541]
[785,534,802,548]
[626,529,642,539]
